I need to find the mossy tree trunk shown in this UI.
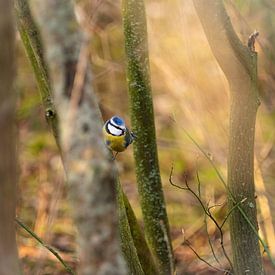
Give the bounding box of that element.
[119,187,158,274]
[193,1,264,274]
[122,0,174,274]
[14,0,60,149]
[30,1,127,274]
[0,0,20,273]
[117,183,145,275]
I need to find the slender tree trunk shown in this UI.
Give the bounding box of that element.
[0,0,20,274]
[228,82,263,274]
[14,0,60,149]
[30,1,126,274]
[122,0,174,274]
[193,1,264,274]
[117,183,145,275]
[119,187,158,274]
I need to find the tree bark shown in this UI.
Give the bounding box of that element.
[14,0,60,149]
[119,186,158,274]
[0,0,20,274]
[193,1,264,274]
[30,1,126,274]
[117,183,145,275]
[122,0,174,274]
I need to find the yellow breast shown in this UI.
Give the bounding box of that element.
[104,131,126,152]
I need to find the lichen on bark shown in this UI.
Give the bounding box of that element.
[122,0,174,273]
[15,0,60,148]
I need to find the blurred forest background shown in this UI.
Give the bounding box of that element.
[16,0,275,274]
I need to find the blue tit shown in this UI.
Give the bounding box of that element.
[103,116,136,153]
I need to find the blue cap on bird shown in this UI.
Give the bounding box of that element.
[110,116,126,129]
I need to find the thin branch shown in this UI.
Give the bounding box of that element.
[196,167,202,199]
[203,211,221,266]
[196,170,221,266]
[208,202,226,212]
[247,31,259,52]
[15,217,75,275]
[220,198,247,229]
[14,0,60,149]
[169,165,188,191]
[169,165,234,271]
[182,240,232,274]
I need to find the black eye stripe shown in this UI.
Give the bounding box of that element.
[106,121,125,136]
[109,121,125,131]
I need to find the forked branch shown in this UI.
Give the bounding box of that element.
[169,165,234,272]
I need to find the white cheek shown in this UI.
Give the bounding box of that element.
[108,124,123,136]
[110,118,126,130]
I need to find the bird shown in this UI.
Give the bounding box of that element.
[103,116,136,157]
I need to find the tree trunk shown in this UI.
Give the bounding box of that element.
[0,0,20,274]
[14,0,60,149]
[228,82,263,274]
[120,187,158,274]
[122,0,174,274]
[30,1,126,274]
[117,183,145,275]
[193,1,264,274]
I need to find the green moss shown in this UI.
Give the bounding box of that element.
[122,191,158,274]
[122,0,174,273]
[15,0,60,149]
[117,183,145,275]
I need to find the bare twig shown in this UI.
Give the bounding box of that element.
[220,198,247,229]
[169,165,188,191]
[208,202,226,212]
[15,217,75,275]
[248,30,259,52]
[169,165,234,271]
[182,240,232,274]
[196,170,221,266]
[196,166,202,199]
[203,213,221,266]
